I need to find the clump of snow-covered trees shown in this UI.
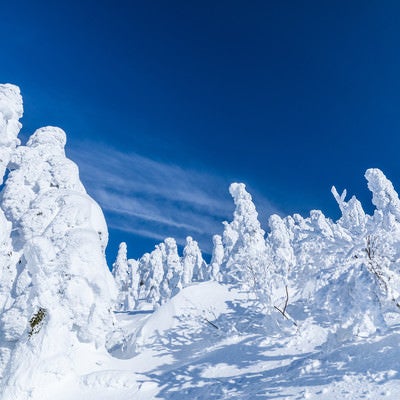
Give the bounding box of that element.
[112,166,400,340]
[112,236,209,309]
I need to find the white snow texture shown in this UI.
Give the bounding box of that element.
[0,85,116,400]
[2,84,400,399]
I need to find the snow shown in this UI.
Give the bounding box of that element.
[2,84,400,399]
[0,84,23,186]
[0,101,117,399]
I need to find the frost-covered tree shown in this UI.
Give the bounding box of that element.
[265,214,296,317]
[295,169,400,340]
[0,84,23,185]
[181,237,195,285]
[160,238,182,303]
[268,214,295,276]
[0,125,117,399]
[128,258,140,309]
[112,243,140,311]
[366,168,400,225]
[148,245,165,305]
[134,237,209,308]
[361,169,400,307]
[182,236,208,285]
[220,183,273,308]
[331,186,366,235]
[138,245,165,307]
[140,238,183,307]
[112,242,131,311]
[210,234,224,281]
[137,252,151,301]
[0,85,22,313]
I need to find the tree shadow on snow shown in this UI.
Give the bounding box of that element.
[139,299,400,399]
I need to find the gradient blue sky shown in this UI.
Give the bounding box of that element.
[1,1,400,263]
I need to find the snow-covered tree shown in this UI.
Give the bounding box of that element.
[112,242,131,311]
[128,258,140,309]
[366,168,400,225]
[268,214,295,276]
[139,245,165,307]
[112,243,140,311]
[160,238,182,303]
[331,186,366,235]
[0,85,22,313]
[361,169,400,307]
[0,126,117,399]
[182,236,208,285]
[137,252,151,301]
[220,183,273,308]
[210,234,224,281]
[0,84,23,185]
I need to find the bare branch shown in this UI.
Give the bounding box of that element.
[274,285,297,327]
[205,318,219,330]
[282,285,289,315]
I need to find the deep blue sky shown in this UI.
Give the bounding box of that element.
[1,1,400,263]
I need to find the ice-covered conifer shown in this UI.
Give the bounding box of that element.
[182,236,208,285]
[221,183,268,286]
[268,214,295,276]
[218,183,279,315]
[309,210,335,238]
[140,245,164,306]
[137,253,151,301]
[210,234,224,281]
[181,237,195,285]
[0,84,23,185]
[331,186,366,234]
[149,245,165,305]
[128,258,140,309]
[318,262,387,341]
[365,168,400,229]
[0,125,117,399]
[112,242,131,311]
[366,169,400,217]
[160,238,182,302]
[0,85,23,314]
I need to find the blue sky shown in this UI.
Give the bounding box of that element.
[1,1,400,263]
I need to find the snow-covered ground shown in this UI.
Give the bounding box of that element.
[34,281,400,399]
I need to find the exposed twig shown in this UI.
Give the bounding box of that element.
[282,285,289,315]
[363,235,400,309]
[273,305,288,319]
[205,318,219,330]
[274,285,298,327]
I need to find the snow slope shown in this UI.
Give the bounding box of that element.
[2,84,400,399]
[30,281,400,399]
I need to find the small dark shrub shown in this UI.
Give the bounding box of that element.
[29,307,47,336]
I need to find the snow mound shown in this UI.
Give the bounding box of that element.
[136,281,233,348]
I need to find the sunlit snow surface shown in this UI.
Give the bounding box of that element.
[45,282,400,399]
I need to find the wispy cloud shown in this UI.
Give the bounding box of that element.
[68,142,278,255]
